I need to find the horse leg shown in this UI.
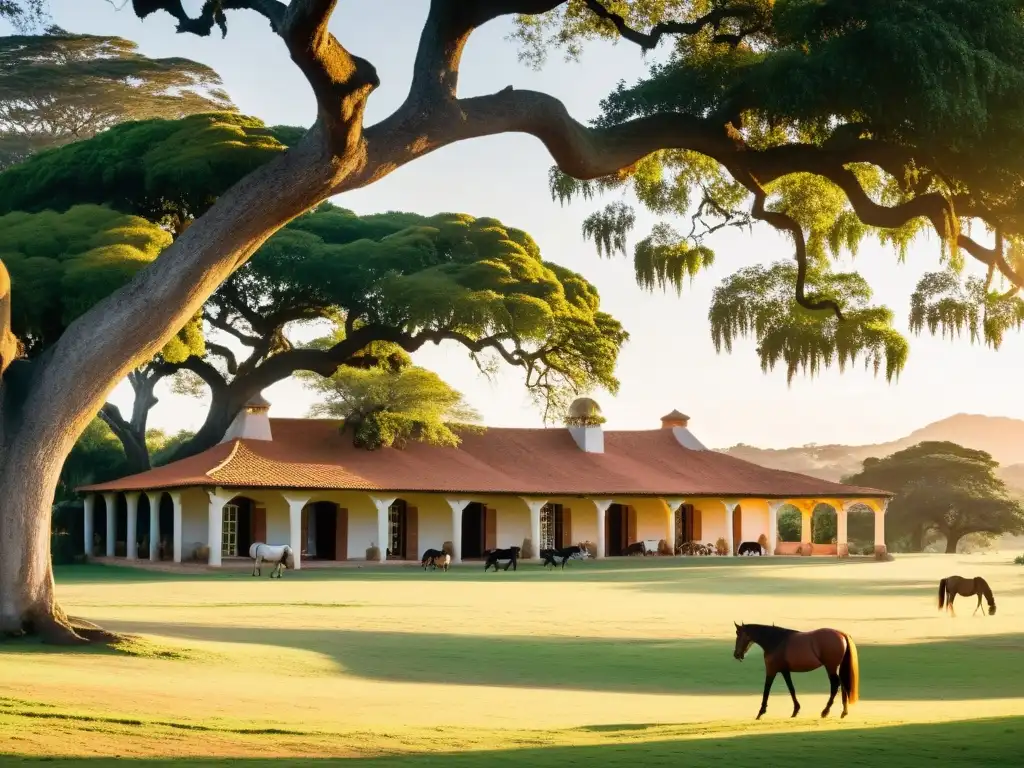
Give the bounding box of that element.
[948,593,956,617]
[757,672,776,720]
[781,670,800,718]
[974,594,983,616]
[822,670,840,718]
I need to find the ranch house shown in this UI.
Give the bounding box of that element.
[77,397,892,569]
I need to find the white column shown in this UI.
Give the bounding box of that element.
[283,494,310,571]
[207,490,229,567]
[767,501,785,556]
[170,491,183,563]
[522,498,547,560]
[370,496,397,562]
[722,500,740,556]
[125,492,140,560]
[446,498,473,565]
[874,499,888,554]
[83,494,95,559]
[837,501,852,557]
[103,492,116,557]
[146,492,160,562]
[592,499,613,559]
[663,499,684,555]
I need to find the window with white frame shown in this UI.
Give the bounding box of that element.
[388,500,407,558]
[540,503,562,550]
[222,503,239,557]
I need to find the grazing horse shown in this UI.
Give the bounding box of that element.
[421,548,446,570]
[733,622,859,720]
[249,543,295,578]
[621,541,647,556]
[484,546,521,572]
[738,541,764,556]
[540,544,590,569]
[938,575,996,616]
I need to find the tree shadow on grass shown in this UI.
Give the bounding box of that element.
[55,561,933,599]
[42,617,1024,702]
[1,716,1021,766]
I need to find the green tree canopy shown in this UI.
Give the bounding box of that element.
[845,441,1024,553]
[304,365,480,450]
[710,261,908,382]
[0,27,234,169]
[0,204,203,361]
[0,112,296,234]
[526,0,1024,379]
[155,203,626,464]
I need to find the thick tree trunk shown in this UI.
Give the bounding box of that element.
[944,531,962,554]
[0,407,116,643]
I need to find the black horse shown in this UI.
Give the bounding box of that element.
[421,548,446,570]
[484,546,521,572]
[938,575,996,616]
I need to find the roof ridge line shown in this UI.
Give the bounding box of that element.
[209,440,242,477]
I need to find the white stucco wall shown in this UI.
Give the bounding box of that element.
[179,488,210,560]
[410,495,453,559]
[694,501,728,544]
[494,499,530,549]
[344,494,380,559]
[631,499,669,543]
[738,500,770,545]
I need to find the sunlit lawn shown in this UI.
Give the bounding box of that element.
[1,553,1022,764]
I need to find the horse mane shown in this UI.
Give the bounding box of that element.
[976,576,996,607]
[744,623,798,650]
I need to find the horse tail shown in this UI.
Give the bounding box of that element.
[938,578,947,610]
[840,633,860,706]
[978,577,996,609]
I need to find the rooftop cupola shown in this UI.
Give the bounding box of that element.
[220,392,273,443]
[566,397,605,453]
[660,409,689,429]
[661,407,706,451]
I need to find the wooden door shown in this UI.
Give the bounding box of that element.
[732,505,743,554]
[335,508,348,561]
[406,507,419,560]
[560,508,572,548]
[627,505,637,545]
[693,507,702,541]
[252,507,267,546]
[484,507,497,551]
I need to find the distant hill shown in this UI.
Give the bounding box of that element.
[719,413,1024,491]
[719,413,1024,552]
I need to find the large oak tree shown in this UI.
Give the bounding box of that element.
[0,27,235,169]
[3,0,1024,643]
[845,441,1024,553]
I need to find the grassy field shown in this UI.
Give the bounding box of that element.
[1,553,1022,765]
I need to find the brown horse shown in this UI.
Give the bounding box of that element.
[733,622,860,720]
[938,575,996,616]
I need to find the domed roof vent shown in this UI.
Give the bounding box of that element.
[660,409,689,429]
[566,397,604,453]
[566,397,605,427]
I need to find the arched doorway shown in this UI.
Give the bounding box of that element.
[673,503,697,550]
[302,501,341,560]
[605,503,635,556]
[812,502,838,553]
[461,502,486,559]
[732,504,743,554]
[386,499,418,560]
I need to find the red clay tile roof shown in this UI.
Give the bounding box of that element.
[78,419,890,500]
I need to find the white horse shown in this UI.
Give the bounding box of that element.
[250,542,295,578]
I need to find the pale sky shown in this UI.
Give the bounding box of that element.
[19,1,1024,448]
